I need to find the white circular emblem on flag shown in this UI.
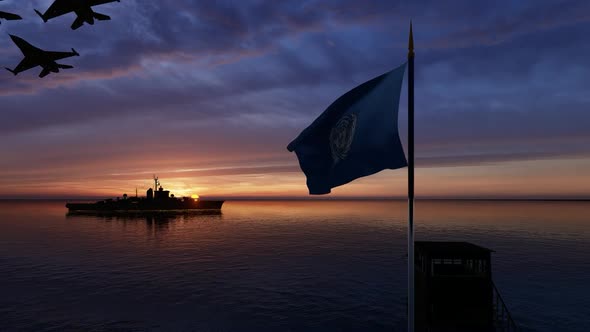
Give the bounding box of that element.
[330,113,357,164]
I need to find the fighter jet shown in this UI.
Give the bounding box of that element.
[5,35,80,78]
[35,0,120,30]
[0,0,22,24]
[0,11,22,24]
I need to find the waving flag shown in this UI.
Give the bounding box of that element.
[287,63,407,194]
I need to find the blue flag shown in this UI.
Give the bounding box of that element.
[287,63,407,194]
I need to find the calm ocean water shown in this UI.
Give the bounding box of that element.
[0,200,588,331]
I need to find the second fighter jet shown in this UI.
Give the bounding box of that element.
[35,0,120,30]
[5,35,80,78]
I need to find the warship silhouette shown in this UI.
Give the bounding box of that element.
[66,176,224,212]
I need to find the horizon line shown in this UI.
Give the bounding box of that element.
[0,196,588,202]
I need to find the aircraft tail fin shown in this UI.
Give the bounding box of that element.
[34,9,47,22]
[71,16,84,30]
[93,12,111,21]
[5,67,16,76]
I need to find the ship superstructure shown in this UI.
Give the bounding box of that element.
[66,176,223,212]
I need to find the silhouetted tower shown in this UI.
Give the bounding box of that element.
[415,242,495,332]
[146,188,154,200]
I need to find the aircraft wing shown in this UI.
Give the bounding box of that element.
[0,11,22,20]
[12,57,38,74]
[89,0,120,6]
[9,35,38,55]
[46,50,77,61]
[42,0,74,20]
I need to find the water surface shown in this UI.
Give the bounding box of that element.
[0,200,588,331]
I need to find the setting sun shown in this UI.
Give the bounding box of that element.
[191,194,199,200]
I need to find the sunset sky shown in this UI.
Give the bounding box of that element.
[0,0,588,199]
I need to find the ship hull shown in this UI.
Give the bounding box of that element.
[66,200,224,212]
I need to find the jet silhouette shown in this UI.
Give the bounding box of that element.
[5,35,80,78]
[0,11,22,24]
[0,0,22,24]
[35,0,120,30]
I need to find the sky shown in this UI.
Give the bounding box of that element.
[0,0,588,199]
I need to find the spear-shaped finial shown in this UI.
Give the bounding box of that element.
[408,20,414,58]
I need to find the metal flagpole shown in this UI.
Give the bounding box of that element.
[407,21,415,332]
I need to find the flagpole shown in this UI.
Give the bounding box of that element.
[407,21,415,332]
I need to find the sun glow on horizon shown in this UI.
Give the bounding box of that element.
[0,157,588,199]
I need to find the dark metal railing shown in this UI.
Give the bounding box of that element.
[492,281,519,331]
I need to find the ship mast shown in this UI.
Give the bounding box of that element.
[154,175,159,190]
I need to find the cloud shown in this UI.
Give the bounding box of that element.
[0,0,588,197]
